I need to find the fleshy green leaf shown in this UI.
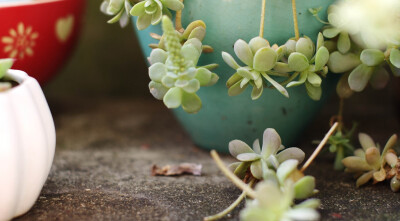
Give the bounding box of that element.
[261,128,282,157]
[390,48,400,68]
[359,133,376,151]
[251,84,263,100]
[337,32,351,54]
[314,46,329,71]
[195,68,212,86]
[234,39,254,66]
[356,171,374,187]
[287,71,307,88]
[253,47,277,72]
[182,79,200,93]
[162,0,184,11]
[285,39,297,55]
[149,81,169,100]
[307,72,322,87]
[328,52,360,73]
[228,79,248,96]
[136,13,152,30]
[276,147,305,164]
[149,63,167,82]
[296,37,315,60]
[181,91,201,113]
[348,64,374,92]
[163,87,182,108]
[262,73,289,98]
[323,27,340,38]
[277,159,298,183]
[181,20,206,39]
[316,32,324,50]
[249,36,270,54]
[305,81,322,101]
[237,67,254,80]
[294,176,316,199]
[181,44,201,66]
[342,156,372,171]
[237,152,261,162]
[0,58,14,79]
[149,48,168,64]
[188,26,206,41]
[360,49,385,67]
[229,140,254,158]
[222,52,241,70]
[273,62,293,73]
[250,160,263,179]
[226,73,243,88]
[288,52,309,72]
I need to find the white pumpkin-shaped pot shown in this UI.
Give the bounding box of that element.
[0,69,56,221]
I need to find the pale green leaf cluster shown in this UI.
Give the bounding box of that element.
[223,37,289,100]
[130,0,183,30]
[100,0,133,28]
[285,34,329,101]
[149,20,213,54]
[317,4,400,97]
[0,58,14,92]
[147,16,218,113]
[223,34,329,101]
[325,124,356,170]
[228,128,318,202]
[241,172,320,221]
[342,133,398,189]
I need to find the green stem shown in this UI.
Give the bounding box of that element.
[204,179,256,221]
[291,0,300,40]
[334,146,345,170]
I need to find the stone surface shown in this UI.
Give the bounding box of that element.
[15,91,400,220]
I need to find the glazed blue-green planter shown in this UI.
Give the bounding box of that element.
[133,0,336,152]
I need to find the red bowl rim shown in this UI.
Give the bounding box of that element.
[0,0,70,8]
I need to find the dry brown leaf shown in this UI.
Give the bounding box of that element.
[151,163,202,176]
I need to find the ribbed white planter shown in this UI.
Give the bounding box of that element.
[0,70,56,221]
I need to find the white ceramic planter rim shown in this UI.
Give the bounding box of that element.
[0,69,56,221]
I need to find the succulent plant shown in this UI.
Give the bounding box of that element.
[100,0,134,28]
[285,34,329,101]
[130,0,184,30]
[228,128,305,180]
[384,149,400,192]
[149,20,214,54]
[223,37,289,100]
[147,16,218,113]
[0,58,14,92]
[325,124,356,170]
[240,180,320,221]
[342,133,398,187]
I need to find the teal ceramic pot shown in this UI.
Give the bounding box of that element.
[133,0,337,152]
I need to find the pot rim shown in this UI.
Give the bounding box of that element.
[0,0,66,8]
[0,69,31,95]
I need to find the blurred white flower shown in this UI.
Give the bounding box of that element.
[330,0,400,49]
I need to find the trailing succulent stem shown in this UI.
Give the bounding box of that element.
[206,124,339,221]
[147,16,218,113]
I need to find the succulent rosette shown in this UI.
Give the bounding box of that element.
[147,16,218,113]
[100,0,133,27]
[130,0,184,30]
[240,180,320,221]
[222,37,289,100]
[228,128,305,180]
[342,133,398,187]
[285,34,329,101]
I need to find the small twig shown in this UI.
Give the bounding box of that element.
[210,150,257,199]
[259,0,266,38]
[175,0,185,33]
[301,122,339,172]
[291,0,300,40]
[204,179,256,221]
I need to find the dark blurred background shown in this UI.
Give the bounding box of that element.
[43,0,149,98]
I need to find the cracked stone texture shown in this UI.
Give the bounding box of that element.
[14,81,400,220]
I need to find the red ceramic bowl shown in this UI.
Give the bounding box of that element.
[0,0,85,84]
